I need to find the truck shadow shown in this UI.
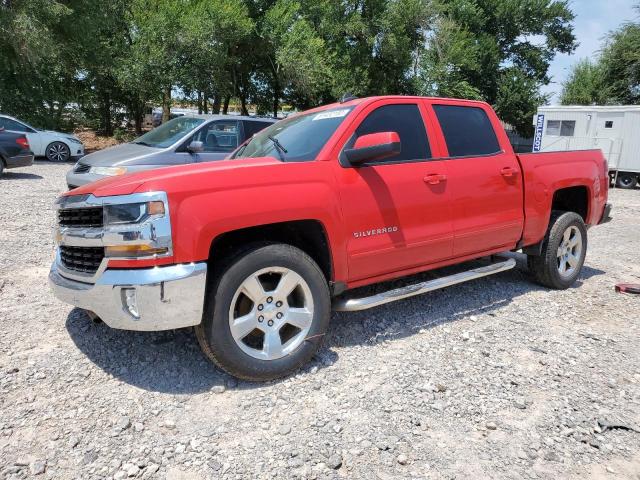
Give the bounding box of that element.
[64,253,604,394]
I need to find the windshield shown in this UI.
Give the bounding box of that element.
[231,107,354,161]
[133,116,205,148]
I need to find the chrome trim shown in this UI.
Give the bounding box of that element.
[332,257,516,312]
[49,261,208,331]
[54,192,173,283]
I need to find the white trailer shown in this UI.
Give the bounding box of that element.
[532,105,640,189]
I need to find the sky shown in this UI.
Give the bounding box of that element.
[542,0,638,104]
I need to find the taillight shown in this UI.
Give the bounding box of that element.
[16,137,30,149]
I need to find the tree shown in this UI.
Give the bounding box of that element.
[420,0,577,135]
[561,5,639,107]
[560,59,607,105]
[600,19,640,104]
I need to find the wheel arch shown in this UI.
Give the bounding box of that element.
[550,185,589,221]
[523,186,589,256]
[207,219,336,292]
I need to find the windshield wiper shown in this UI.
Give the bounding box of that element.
[267,135,288,161]
[133,141,153,147]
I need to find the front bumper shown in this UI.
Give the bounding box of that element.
[49,259,208,331]
[599,203,613,225]
[6,153,34,169]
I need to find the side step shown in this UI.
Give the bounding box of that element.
[332,257,516,312]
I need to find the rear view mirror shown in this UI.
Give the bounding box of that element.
[187,140,204,153]
[344,132,401,165]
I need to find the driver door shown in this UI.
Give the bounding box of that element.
[334,101,454,282]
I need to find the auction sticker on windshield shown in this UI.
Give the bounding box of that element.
[312,109,351,121]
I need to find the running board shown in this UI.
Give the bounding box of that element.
[332,257,516,312]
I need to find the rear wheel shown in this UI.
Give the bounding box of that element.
[196,243,331,381]
[615,172,638,189]
[46,141,70,162]
[527,211,587,289]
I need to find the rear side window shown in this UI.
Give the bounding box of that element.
[433,105,501,157]
[243,120,272,139]
[355,104,430,163]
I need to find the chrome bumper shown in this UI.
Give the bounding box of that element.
[49,260,208,331]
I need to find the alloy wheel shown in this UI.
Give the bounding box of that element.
[47,142,70,162]
[228,267,314,360]
[556,225,582,278]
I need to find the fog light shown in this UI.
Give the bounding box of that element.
[121,288,140,319]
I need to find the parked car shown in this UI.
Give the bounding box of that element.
[0,128,34,176]
[152,111,184,127]
[50,96,611,381]
[66,114,276,189]
[0,114,84,162]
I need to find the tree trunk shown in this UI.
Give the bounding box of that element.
[203,91,209,114]
[101,94,113,136]
[240,93,249,116]
[222,96,230,115]
[197,91,203,114]
[212,95,221,114]
[162,86,171,123]
[272,82,280,119]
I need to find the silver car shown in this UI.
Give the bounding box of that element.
[67,114,275,189]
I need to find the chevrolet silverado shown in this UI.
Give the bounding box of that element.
[49,96,612,381]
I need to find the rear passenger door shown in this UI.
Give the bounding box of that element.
[429,103,524,256]
[335,100,454,282]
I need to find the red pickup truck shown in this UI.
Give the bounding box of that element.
[50,96,612,381]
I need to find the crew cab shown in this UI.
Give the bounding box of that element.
[49,96,612,381]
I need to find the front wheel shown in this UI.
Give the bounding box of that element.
[527,211,587,289]
[46,141,71,162]
[196,243,331,381]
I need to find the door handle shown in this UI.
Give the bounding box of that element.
[424,174,447,185]
[500,167,518,177]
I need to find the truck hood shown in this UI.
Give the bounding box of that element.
[64,157,281,198]
[78,142,164,166]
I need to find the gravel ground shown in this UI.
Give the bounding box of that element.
[1,161,639,480]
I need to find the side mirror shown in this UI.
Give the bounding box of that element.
[344,132,401,165]
[187,140,204,153]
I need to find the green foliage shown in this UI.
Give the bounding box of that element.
[0,0,579,136]
[560,59,607,105]
[600,21,640,104]
[562,6,640,107]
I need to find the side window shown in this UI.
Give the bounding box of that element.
[354,104,430,163]
[243,120,271,139]
[546,119,575,137]
[0,118,28,132]
[193,121,239,152]
[433,105,500,157]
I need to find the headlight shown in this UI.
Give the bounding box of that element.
[105,201,165,225]
[103,198,170,258]
[67,137,82,145]
[89,166,127,176]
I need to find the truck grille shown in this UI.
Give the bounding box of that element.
[59,246,105,274]
[58,207,103,228]
[74,163,90,173]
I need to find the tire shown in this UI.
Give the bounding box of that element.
[46,141,71,162]
[195,243,331,381]
[527,211,587,289]
[0,160,4,177]
[615,172,638,189]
